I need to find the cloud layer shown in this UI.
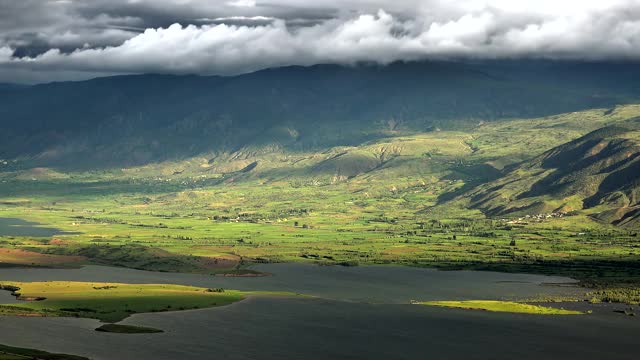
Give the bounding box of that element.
[1,0,640,82]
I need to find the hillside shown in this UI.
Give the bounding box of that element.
[3,105,640,225]
[461,119,640,227]
[1,60,640,168]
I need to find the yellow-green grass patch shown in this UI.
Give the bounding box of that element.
[0,281,296,322]
[417,300,584,315]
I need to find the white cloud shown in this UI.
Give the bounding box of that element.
[199,16,275,22]
[226,0,256,7]
[0,47,14,61]
[1,1,640,82]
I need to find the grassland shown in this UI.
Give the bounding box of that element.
[417,300,584,315]
[586,288,640,305]
[0,248,85,268]
[0,281,293,322]
[0,106,640,295]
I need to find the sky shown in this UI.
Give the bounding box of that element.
[1,0,640,83]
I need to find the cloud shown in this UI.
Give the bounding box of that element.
[203,16,275,22]
[227,0,257,7]
[1,1,640,82]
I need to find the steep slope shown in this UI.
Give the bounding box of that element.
[463,119,640,226]
[1,60,639,168]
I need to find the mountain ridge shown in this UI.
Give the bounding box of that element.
[1,60,639,168]
[460,119,640,226]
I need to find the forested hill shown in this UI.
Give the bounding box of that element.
[1,60,639,168]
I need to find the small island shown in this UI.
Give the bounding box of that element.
[95,324,164,334]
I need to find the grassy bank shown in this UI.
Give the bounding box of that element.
[0,281,295,322]
[417,300,584,315]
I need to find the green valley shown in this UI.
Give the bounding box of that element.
[1,103,639,294]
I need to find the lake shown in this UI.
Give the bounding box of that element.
[0,264,638,360]
[0,287,17,303]
[0,263,583,302]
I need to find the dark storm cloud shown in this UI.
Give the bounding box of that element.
[1,1,640,83]
[0,0,142,59]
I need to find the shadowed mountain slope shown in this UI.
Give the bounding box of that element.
[1,60,640,168]
[463,119,640,227]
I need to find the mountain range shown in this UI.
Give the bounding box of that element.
[1,60,640,167]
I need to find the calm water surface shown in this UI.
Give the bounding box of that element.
[0,263,582,302]
[0,298,638,360]
[0,264,637,360]
[0,288,17,303]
